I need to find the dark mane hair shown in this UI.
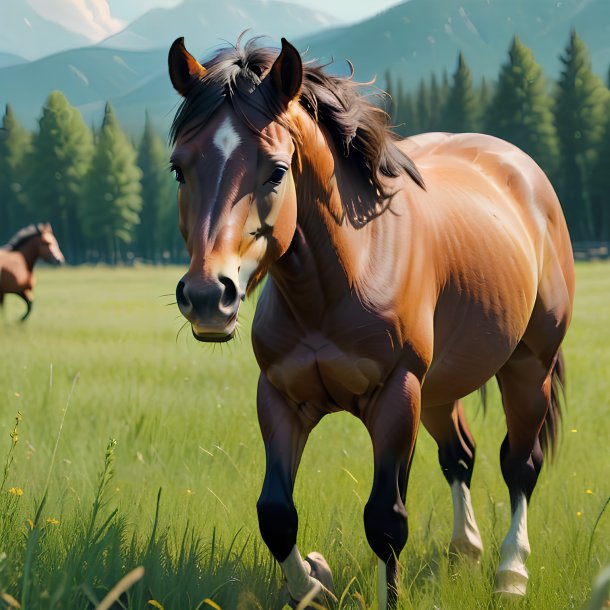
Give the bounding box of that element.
[2,224,45,251]
[170,37,424,227]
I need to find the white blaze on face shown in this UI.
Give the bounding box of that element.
[210,116,241,207]
[213,116,241,166]
[49,239,64,262]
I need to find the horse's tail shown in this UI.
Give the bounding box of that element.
[539,349,566,460]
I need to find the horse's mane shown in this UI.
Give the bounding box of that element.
[2,224,45,251]
[170,37,424,227]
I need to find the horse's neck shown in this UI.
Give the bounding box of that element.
[270,116,421,326]
[270,122,382,315]
[17,239,39,271]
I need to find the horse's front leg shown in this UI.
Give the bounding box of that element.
[18,289,33,322]
[363,366,421,610]
[256,374,335,607]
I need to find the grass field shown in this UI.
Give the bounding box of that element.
[0,264,608,609]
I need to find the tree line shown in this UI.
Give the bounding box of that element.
[1,29,609,263]
[385,30,610,242]
[0,100,180,263]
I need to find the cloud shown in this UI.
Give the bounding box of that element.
[26,0,125,41]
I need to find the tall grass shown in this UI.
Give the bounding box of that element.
[0,264,608,609]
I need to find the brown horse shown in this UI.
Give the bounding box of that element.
[0,223,65,321]
[167,37,574,608]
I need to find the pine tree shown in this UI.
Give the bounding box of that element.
[590,106,610,240]
[0,105,31,242]
[27,91,93,261]
[395,86,418,137]
[384,69,396,121]
[444,52,479,133]
[158,182,180,262]
[416,79,431,133]
[485,37,558,176]
[136,113,173,261]
[555,30,609,240]
[82,103,142,264]
[478,77,491,131]
[441,69,450,104]
[428,73,442,132]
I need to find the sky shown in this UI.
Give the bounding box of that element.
[106,0,403,24]
[0,0,406,61]
[28,0,125,39]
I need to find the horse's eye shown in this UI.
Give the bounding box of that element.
[171,165,185,184]
[266,166,287,186]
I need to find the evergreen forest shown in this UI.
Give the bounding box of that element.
[1,30,609,263]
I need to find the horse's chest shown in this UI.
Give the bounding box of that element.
[264,338,383,413]
[0,254,29,290]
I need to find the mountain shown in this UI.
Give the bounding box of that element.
[0,53,27,69]
[0,47,166,128]
[1,0,609,133]
[0,0,340,131]
[99,0,340,52]
[297,0,610,86]
[0,0,96,60]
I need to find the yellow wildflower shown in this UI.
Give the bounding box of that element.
[13,392,21,398]
[576,511,583,517]
[147,601,164,610]
[46,517,60,526]
[185,488,194,495]
[1,592,20,608]
[26,519,34,530]
[585,489,593,494]
[8,487,23,496]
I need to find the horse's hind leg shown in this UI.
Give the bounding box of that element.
[421,400,483,561]
[494,343,561,597]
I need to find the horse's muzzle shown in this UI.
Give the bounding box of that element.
[176,275,241,342]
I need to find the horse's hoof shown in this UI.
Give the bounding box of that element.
[494,569,528,598]
[304,552,335,595]
[284,552,337,609]
[449,537,483,564]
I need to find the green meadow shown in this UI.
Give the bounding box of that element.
[0,264,608,609]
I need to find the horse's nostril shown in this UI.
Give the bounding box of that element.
[218,276,238,309]
[176,280,189,308]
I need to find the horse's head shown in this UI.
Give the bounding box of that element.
[168,37,302,342]
[38,224,65,265]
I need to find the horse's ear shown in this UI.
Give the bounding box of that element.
[168,37,207,97]
[269,38,302,104]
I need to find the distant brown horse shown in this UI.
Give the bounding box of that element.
[0,223,64,320]
[167,37,574,608]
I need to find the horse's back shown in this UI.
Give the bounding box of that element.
[403,131,573,292]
